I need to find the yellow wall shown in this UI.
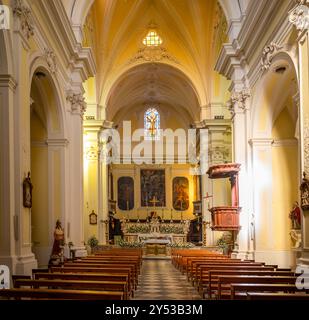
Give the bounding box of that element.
[30,113,49,249]
[272,144,298,250]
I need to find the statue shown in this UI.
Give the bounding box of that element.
[149,212,160,233]
[300,172,309,210]
[289,201,301,229]
[49,220,65,266]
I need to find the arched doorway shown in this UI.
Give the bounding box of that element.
[30,67,64,267]
[251,55,300,268]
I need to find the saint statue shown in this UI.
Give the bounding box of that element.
[51,220,65,256]
[289,201,301,229]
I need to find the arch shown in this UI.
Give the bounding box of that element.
[250,50,300,268]
[68,0,244,49]
[29,63,67,266]
[251,51,299,138]
[29,56,66,139]
[67,0,95,28]
[104,61,203,121]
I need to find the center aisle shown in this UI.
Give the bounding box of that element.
[133,259,202,300]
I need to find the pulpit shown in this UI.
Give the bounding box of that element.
[207,163,241,231]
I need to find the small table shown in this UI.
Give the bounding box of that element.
[144,239,170,256]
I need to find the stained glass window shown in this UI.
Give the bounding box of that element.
[144,108,160,140]
[143,31,163,47]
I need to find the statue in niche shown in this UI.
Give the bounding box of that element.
[300,172,309,210]
[289,201,301,230]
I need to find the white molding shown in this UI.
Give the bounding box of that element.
[272,139,298,147]
[46,139,69,147]
[249,138,274,147]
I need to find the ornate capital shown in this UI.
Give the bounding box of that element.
[289,1,309,32]
[230,89,251,112]
[44,48,57,74]
[13,0,34,40]
[66,92,86,116]
[261,42,283,71]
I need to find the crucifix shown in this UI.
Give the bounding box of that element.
[149,195,160,208]
[203,192,213,209]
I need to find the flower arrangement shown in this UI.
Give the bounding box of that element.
[127,224,151,234]
[168,242,194,248]
[118,240,143,248]
[159,225,184,234]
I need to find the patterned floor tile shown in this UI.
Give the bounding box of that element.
[133,259,202,300]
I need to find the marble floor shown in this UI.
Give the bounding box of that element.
[133,259,202,300]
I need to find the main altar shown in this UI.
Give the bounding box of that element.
[120,217,191,256]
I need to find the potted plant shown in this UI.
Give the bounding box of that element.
[217,237,230,256]
[87,235,99,254]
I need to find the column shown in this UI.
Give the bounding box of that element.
[250,139,274,264]
[0,75,18,273]
[83,120,102,246]
[230,89,253,260]
[98,121,114,245]
[290,2,309,266]
[13,3,38,274]
[66,92,87,256]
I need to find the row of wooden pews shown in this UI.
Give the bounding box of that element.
[0,248,143,300]
[172,249,309,300]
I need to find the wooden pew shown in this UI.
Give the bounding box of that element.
[11,275,31,287]
[0,288,124,300]
[14,279,129,300]
[64,262,139,281]
[217,276,299,300]
[34,272,132,296]
[230,283,308,300]
[205,270,296,299]
[197,265,275,292]
[246,292,309,300]
[50,266,135,290]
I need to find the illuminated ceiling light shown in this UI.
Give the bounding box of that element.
[143,30,163,47]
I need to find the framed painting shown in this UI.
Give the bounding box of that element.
[173,177,189,211]
[118,177,134,210]
[89,210,97,225]
[141,169,165,207]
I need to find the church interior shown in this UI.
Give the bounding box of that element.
[0,0,309,301]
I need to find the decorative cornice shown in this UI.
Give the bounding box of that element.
[289,1,309,33]
[66,92,86,116]
[261,42,283,71]
[128,46,179,65]
[44,48,57,74]
[13,0,34,40]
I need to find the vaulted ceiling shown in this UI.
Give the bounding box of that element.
[82,0,228,122]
